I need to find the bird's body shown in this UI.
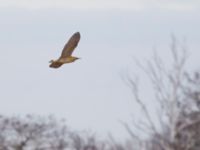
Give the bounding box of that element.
[49,32,81,68]
[49,56,79,68]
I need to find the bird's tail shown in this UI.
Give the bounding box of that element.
[49,62,63,68]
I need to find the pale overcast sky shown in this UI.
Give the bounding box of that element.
[0,0,199,139]
[0,0,200,11]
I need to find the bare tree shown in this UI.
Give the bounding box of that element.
[0,115,69,150]
[0,115,131,150]
[124,37,200,150]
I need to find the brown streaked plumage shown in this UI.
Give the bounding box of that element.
[49,32,81,68]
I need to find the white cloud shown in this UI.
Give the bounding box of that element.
[0,0,199,11]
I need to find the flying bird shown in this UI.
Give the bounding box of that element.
[49,32,81,68]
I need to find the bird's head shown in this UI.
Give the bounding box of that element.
[72,57,80,62]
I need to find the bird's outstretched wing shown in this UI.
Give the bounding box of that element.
[60,32,81,58]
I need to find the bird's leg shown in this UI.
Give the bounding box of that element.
[49,60,55,63]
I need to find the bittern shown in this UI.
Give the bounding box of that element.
[49,32,81,68]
